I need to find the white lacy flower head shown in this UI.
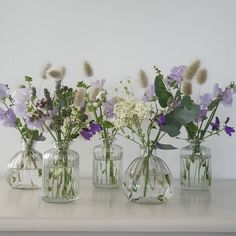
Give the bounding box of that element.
[113,98,149,129]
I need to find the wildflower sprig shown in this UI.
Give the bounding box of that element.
[0,76,45,144]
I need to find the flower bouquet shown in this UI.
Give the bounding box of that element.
[0,76,44,189]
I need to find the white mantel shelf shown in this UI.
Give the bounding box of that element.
[0,179,235,234]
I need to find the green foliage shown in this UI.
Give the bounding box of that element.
[154,71,172,108]
[155,143,178,150]
[103,120,114,129]
[185,122,198,139]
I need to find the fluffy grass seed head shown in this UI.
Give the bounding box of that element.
[184,60,200,81]
[48,66,66,81]
[138,70,149,88]
[84,61,93,77]
[182,81,192,95]
[41,63,52,79]
[196,69,207,85]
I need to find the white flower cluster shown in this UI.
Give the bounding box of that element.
[113,98,149,129]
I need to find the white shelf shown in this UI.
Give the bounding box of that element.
[0,179,235,233]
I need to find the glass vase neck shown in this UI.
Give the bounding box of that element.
[188,139,204,146]
[139,145,155,157]
[21,139,35,151]
[53,141,72,150]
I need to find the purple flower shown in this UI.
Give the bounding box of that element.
[211,116,220,131]
[26,117,45,130]
[169,65,186,85]
[12,88,30,104]
[1,108,17,128]
[142,84,155,102]
[199,93,212,108]
[80,128,93,140]
[197,109,208,122]
[104,98,117,118]
[89,122,102,135]
[13,103,27,118]
[222,88,233,107]
[213,83,222,97]
[0,83,8,99]
[156,114,166,126]
[224,126,235,136]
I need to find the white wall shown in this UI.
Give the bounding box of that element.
[0,0,235,179]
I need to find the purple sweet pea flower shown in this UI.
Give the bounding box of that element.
[89,122,102,135]
[0,83,8,99]
[12,88,30,104]
[224,126,235,136]
[104,98,117,118]
[2,108,17,128]
[169,65,186,85]
[156,114,166,126]
[142,84,155,102]
[222,88,233,107]
[13,103,27,118]
[213,83,222,97]
[26,117,45,130]
[211,116,220,131]
[197,109,208,122]
[80,128,93,140]
[199,93,212,108]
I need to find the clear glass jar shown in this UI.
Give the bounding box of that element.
[6,139,42,189]
[93,139,123,188]
[42,141,79,203]
[180,140,211,190]
[122,146,173,204]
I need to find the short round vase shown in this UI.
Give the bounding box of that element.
[122,146,173,204]
[6,139,42,189]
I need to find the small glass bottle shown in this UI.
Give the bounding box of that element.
[93,138,123,188]
[6,139,42,189]
[122,146,173,204]
[42,141,79,203]
[180,140,211,190]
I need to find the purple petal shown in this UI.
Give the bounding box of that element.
[142,84,155,102]
[222,88,233,106]
[12,88,30,104]
[0,107,5,120]
[169,65,186,85]
[197,109,208,122]
[156,114,166,126]
[26,117,45,130]
[13,103,27,118]
[80,129,93,140]
[224,126,235,136]
[199,93,213,108]
[103,98,117,118]
[211,116,220,131]
[213,83,222,97]
[90,122,102,134]
[2,108,16,128]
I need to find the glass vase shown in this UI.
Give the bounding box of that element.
[180,140,211,190]
[42,141,79,203]
[6,139,42,189]
[122,146,173,204]
[93,139,123,188]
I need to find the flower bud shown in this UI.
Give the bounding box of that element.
[74,88,86,107]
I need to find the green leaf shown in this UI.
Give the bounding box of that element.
[160,111,182,137]
[154,75,172,108]
[182,96,193,109]
[174,104,200,125]
[103,120,114,129]
[185,122,198,139]
[156,143,178,150]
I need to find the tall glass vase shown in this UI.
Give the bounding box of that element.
[180,140,211,190]
[42,141,79,203]
[6,139,42,189]
[122,146,173,204]
[93,139,123,188]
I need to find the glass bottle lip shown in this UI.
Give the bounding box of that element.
[52,140,73,148]
[21,139,35,150]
